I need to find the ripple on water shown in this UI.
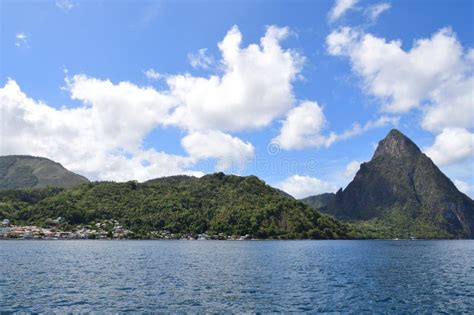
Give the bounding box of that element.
[0,240,473,313]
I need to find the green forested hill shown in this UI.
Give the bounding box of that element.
[0,173,349,239]
[0,155,89,189]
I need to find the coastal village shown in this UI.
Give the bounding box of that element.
[0,218,132,240]
[0,218,252,240]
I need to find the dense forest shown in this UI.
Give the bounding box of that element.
[0,173,353,239]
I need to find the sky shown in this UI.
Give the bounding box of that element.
[1,0,473,198]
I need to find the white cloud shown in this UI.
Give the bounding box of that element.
[454,179,473,196]
[166,25,303,132]
[1,25,309,180]
[74,149,203,183]
[272,100,398,150]
[329,0,359,22]
[343,160,361,178]
[0,78,204,181]
[326,27,474,131]
[365,3,391,22]
[15,33,28,47]
[327,26,474,172]
[326,27,358,55]
[335,115,399,142]
[424,128,474,166]
[0,73,257,180]
[275,175,338,199]
[144,68,161,80]
[181,130,254,171]
[272,101,335,150]
[188,48,214,70]
[56,0,76,12]
[65,74,176,151]
[421,76,474,132]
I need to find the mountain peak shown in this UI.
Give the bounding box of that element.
[312,129,474,238]
[373,129,421,159]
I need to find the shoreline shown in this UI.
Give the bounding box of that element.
[1,238,469,241]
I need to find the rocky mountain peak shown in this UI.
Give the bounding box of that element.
[304,129,474,238]
[373,129,421,160]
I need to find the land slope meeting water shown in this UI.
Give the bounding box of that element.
[302,129,474,239]
[0,173,348,239]
[1,130,473,239]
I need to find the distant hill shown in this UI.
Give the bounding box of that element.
[301,193,335,209]
[0,155,89,189]
[303,129,474,239]
[0,172,349,239]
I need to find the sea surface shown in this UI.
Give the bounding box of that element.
[1,240,473,313]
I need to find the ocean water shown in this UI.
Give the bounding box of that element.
[0,240,473,313]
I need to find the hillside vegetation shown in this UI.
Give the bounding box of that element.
[0,173,350,239]
[0,155,89,189]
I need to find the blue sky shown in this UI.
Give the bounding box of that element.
[1,0,473,198]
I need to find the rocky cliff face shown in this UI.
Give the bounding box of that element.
[0,155,89,189]
[321,129,474,238]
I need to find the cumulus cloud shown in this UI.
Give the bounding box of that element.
[0,76,258,180]
[326,27,474,131]
[144,68,161,80]
[0,78,204,181]
[188,48,214,70]
[421,75,474,132]
[365,3,391,22]
[424,128,474,166]
[329,0,359,23]
[272,101,336,150]
[2,25,304,180]
[166,25,303,131]
[326,27,358,56]
[181,130,254,171]
[74,150,202,183]
[275,175,338,199]
[343,160,361,178]
[65,74,176,152]
[327,26,474,175]
[272,101,398,150]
